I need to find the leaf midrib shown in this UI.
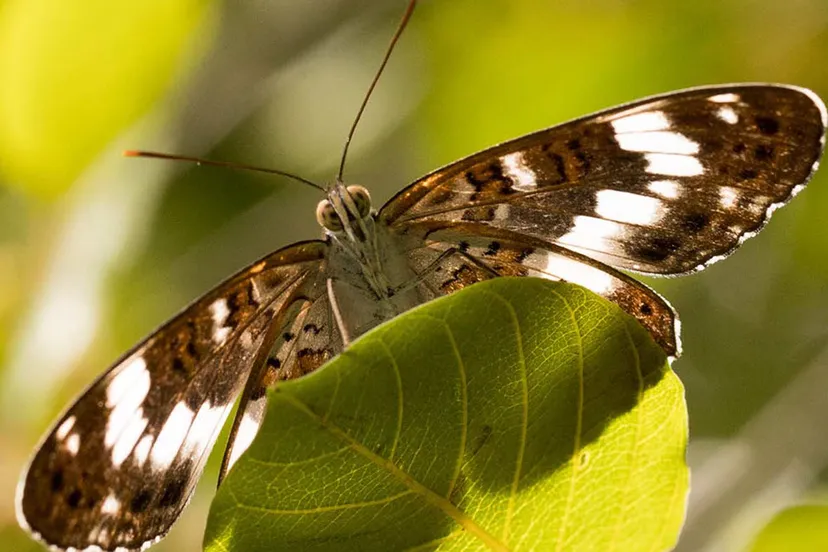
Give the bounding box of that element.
[278,392,511,552]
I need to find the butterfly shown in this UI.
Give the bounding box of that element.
[16,5,827,552]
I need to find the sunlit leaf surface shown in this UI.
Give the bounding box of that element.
[206,278,688,551]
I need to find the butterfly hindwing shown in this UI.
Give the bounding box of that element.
[18,241,328,552]
[381,84,826,275]
[219,282,342,481]
[402,221,679,355]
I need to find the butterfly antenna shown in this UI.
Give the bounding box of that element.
[336,0,417,183]
[124,150,327,192]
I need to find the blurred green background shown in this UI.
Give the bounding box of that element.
[1,0,826,550]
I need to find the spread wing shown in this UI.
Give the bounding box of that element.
[381,84,826,275]
[17,241,329,552]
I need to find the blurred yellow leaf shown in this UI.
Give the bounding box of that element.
[0,0,213,198]
[747,504,828,552]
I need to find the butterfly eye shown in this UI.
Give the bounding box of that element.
[316,199,344,232]
[346,185,372,218]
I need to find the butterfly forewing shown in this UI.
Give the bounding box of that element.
[18,241,327,552]
[381,85,826,275]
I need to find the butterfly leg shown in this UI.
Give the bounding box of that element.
[327,277,352,347]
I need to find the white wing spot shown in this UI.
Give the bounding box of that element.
[104,362,151,448]
[101,493,121,515]
[611,110,670,133]
[213,327,232,345]
[111,408,149,468]
[645,153,704,177]
[595,190,664,225]
[239,329,254,349]
[133,435,154,467]
[106,356,149,408]
[65,433,80,455]
[210,298,229,325]
[558,216,625,253]
[716,106,739,124]
[210,298,232,345]
[719,186,740,209]
[150,402,195,470]
[541,254,616,295]
[708,93,741,103]
[647,180,680,199]
[501,152,537,191]
[226,405,265,474]
[183,401,228,457]
[616,130,699,155]
[56,416,76,440]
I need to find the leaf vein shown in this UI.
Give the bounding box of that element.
[439,318,468,499]
[378,339,405,461]
[279,392,511,551]
[550,288,584,552]
[233,489,415,515]
[608,321,645,552]
[476,288,529,544]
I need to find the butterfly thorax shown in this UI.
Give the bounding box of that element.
[317,182,424,342]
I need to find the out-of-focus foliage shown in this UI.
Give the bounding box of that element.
[746,504,828,552]
[0,0,213,198]
[1,1,827,551]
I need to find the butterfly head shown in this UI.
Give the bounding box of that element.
[316,183,373,240]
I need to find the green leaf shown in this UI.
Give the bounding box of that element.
[205,278,688,551]
[746,504,828,552]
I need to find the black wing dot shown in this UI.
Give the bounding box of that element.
[541,146,568,185]
[566,138,581,150]
[303,323,322,335]
[682,212,710,233]
[185,341,199,361]
[755,116,780,135]
[738,168,758,180]
[484,241,501,256]
[66,489,82,509]
[635,237,681,262]
[172,357,188,376]
[130,490,152,513]
[754,144,774,161]
[250,385,268,401]
[515,247,534,263]
[159,478,186,509]
[50,470,64,492]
